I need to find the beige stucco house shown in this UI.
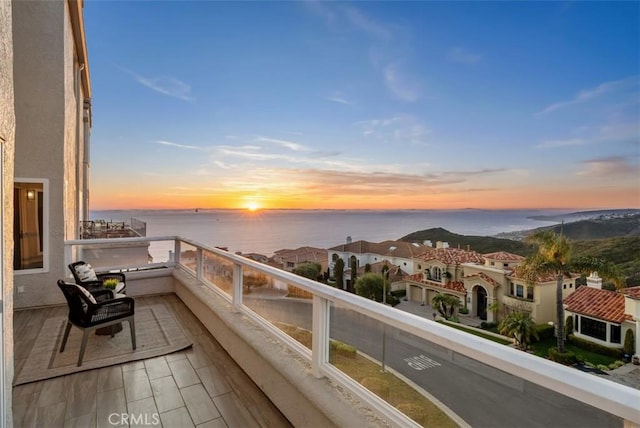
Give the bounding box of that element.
[12,0,92,308]
[565,273,640,356]
[1,1,17,424]
[1,0,91,424]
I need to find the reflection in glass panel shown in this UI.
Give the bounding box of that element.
[179,242,197,274]
[242,267,312,350]
[14,182,44,270]
[202,250,233,295]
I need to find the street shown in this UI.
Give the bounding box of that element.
[245,296,621,428]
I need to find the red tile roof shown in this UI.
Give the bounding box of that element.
[416,248,485,265]
[464,272,500,287]
[404,273,466,293]
[328,240,431,259]
[564,286,630,324]
[483,251,525,262]
[621,286,640,300]
[509,267,580,283]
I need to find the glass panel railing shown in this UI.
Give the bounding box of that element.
[70,241,154,272]
[327,301,456,427]
[178,242,197,275]
[202,249,234,296]
[242,267,313,350]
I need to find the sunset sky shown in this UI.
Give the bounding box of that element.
[85,1,639,211]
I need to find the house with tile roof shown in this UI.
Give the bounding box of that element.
[403,248,586,325]
[328,239,431,290]
[565,273,640,356]
[272,246,328,274]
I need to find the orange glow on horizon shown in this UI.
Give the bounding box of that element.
[89,181,640,211]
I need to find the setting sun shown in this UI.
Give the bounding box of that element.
[246,202,260,212]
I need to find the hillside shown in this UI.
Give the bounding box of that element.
[399,228,640,286]
[399,227,533,256]
[496,212,640,241]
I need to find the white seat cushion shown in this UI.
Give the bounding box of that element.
[74,263,98,282]
[115,282,125,294]
[73,284,97,304]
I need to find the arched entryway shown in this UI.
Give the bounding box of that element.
[475,286,488,320]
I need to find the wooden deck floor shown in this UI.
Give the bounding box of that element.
[12,294,293,428]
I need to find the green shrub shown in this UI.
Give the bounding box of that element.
[623,329,635,355]
[567,335,624,358]
[386,294,400,307]
[565,316,574,336]
[535,324,555,341]
[330,340,357,358]
[609,361,625,370]
[458,307,469,315]
[390,289,406,297]
[548,347,578,365]
[480,321,498,330]
[597,364,609,371]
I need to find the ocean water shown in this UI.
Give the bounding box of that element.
[91,209,564,259]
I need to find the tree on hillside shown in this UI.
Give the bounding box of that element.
[354,273,385,302]
[334,258,344,290]
[292,262,321,281]
[499,312,538,350]
[349,256,358,293]
[518,230,624,353]
[431,293,462,320]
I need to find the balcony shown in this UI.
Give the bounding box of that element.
[13,236,640,427]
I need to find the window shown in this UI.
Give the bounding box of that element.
[580,317,606,341]
[433,267,442,281]
[14,179,49,272]
[332,254,339,262]
[516,284,524,298]
[503,263,508,268]
[526,286,534,300]
[610,325,621,344]
[563,283,566,289]
[286,262,294,268]
[510,282,514,296]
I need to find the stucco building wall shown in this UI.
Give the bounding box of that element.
[13,0,83,308]
[0,0,15,424]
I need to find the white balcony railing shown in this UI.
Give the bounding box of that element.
[65,236,640,427]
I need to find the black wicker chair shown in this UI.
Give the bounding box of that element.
[57,280,136,366]
[68,261,126,295]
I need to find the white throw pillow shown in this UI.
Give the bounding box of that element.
[75,263,98,282]
[74,284,97,304]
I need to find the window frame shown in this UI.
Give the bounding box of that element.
[14,178,50,275]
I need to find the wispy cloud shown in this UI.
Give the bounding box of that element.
[537,76,637,114]
[536,138,587,149]
[383,64,420,102]
[118,66,194,101]
[325,93,353,105]
[536,121,639,149]
[254,136,311,152]
[447,47,483,64]
[356,115,430,144]
[577,156,639,177]
[154,140,200,150]
[343,6,392,40]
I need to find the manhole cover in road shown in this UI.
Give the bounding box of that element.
[404,354,441,370]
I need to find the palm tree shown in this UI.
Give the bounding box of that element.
[431,293,462,320]
[499,312,538,350]
[518,230,624,353]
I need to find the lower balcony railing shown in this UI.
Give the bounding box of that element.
[65,236,640,427]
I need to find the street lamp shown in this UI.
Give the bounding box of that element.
[381,269,388,372]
